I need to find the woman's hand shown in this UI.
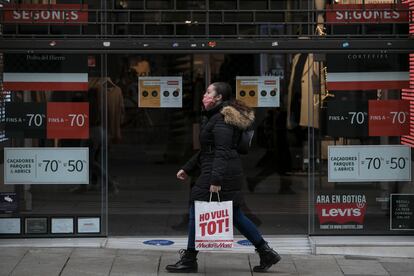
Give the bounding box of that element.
[209,185,222,193]
[176,169,188,181]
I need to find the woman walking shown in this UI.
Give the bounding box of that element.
[166,82,281,273]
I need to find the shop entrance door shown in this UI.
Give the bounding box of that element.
[107,52,310,236]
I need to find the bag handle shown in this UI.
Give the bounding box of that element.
[209,191,221,202]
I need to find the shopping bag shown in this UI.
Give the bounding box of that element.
[194,192,233,251]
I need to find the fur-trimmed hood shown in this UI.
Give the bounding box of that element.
[220,105,255,130]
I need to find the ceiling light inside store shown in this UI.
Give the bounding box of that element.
[185,20,192,24]
[49,41,57,47]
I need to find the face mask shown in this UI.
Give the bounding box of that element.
[202,94,216,110]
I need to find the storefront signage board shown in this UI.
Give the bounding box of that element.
[368,100,410,136]
[390,194,414,231]
[236,76,280,107]
[5,102,89,139]
[5,103,46,138]
[3,4,88,25]
[51,218,74,234]
[326,53,409,90]
[326,100,410,137]
[328,145,411,182]
[0,192,18,214]
[3,54,88,91]
[326,4,408,24]
[25,218,48,234]
[0,218,21,234]
[47,102,89,139]
[138,77,182,108]
[327,101,368,137]
[77,217,100,233]
[4,147,89,184]
[316,194,367,230]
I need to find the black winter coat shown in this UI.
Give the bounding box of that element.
[182,102,255,206]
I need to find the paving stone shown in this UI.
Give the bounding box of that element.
[116,249,164,257]
[381,262,414,273]
[60,256,115,276]
[294,259,343,276]
[10,248,72,276]
[0,248,28,276]
[293,254,336,261]
[0,247,28,258]
[336,259,383,266]
[339,260,389,276]
[70,248,118,258]
[204,252,251,275]
[378,257,414,263]
[110,255,158,276]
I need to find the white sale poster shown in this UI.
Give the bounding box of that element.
[195,200,233,251]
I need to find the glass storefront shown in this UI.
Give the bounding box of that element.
[0,0,413,238]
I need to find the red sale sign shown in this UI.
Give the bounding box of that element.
[47,102,89,139]
[3,4,88,25]
[369,100,410,136]
[326,4,408,24]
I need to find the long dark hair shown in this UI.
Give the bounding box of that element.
[211,82,252,113]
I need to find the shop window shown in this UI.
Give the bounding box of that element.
[162,12,192,22]
[256,12,285,23]
[209,24,236,35]
[209,12,222,23]
[176,24,205,35]
[82,25,100,35]
[193,12,207,23]
[131,12,161,22]
[239,25,258,35]
[240,0,268,10]
[146,24,174,35]
[146,0,173,10]
[176,0,206,10]
[210,0,237,10]
[51,26,81,35]
[224,12,253,23]
[270,0,288,9]
[128,24,144,35]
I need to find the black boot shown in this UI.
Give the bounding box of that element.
[165,249,198,273]
[253,242,281,272]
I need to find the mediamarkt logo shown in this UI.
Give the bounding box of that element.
[316,195,367,224]
[3,4,88,24]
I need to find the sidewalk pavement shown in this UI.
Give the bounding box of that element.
[1,247,414,276]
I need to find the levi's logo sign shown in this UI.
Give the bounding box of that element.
[316,195,367,225]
